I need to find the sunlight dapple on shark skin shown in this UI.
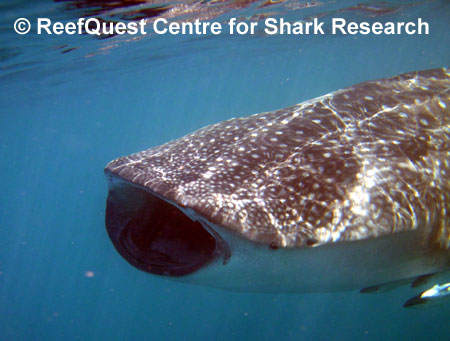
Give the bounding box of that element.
[104,68,450,308]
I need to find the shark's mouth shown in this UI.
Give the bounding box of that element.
[105,176,222,276]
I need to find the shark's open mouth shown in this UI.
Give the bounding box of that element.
[105,176,220,276]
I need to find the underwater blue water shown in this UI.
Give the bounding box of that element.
[1,0,450,339]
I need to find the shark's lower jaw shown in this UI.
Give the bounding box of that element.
[105,175,224,277]
[105,173,450,293]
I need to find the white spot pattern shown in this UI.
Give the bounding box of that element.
[106,68,450,248]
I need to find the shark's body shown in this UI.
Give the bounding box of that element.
[105,68,450,303]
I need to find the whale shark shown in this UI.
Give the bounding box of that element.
[105,67,450,307]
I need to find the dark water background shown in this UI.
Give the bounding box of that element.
[1,0,449,339]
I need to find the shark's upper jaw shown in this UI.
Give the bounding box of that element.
[105,174,226,277]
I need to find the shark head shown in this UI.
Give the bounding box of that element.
[105,68,450,293]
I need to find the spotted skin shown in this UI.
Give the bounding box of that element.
[106,68,450,249]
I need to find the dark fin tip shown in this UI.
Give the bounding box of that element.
[411,273,435,288]
[403,295,428,308]
[360,285,380,294]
